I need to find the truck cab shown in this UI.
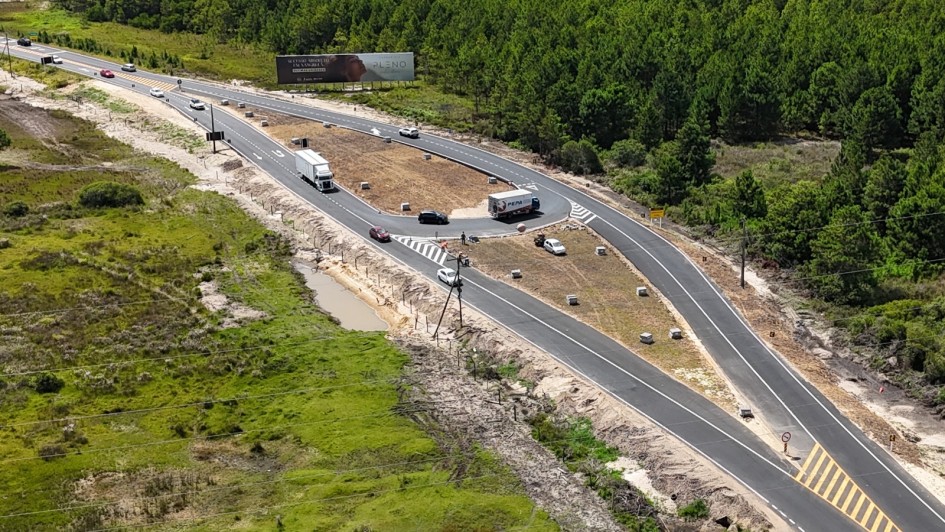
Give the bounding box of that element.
[295,149,336,192]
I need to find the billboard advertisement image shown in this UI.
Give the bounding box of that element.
[276,53,415,84]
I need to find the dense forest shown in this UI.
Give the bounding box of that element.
[47,1,945,398]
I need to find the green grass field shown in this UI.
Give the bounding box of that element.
[0,4,276,84]
[0,101,554,530]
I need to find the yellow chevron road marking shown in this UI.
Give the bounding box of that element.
[794,443,900,532]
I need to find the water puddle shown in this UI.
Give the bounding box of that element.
[293,260,388,332]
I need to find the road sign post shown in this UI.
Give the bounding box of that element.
[889,433,896,452]
[781,432,791,454]
[649,208,664,228]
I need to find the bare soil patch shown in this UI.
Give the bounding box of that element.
[229,106,507,217]
[460,224,738,409]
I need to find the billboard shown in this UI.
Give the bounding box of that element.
[275,53,415,84]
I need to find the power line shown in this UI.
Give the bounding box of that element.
[0,455,447,519]
[0,335,334,378]
[1,377,399,429]
[85,472,508,532]
[0,404,455,465]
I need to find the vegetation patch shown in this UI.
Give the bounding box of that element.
[529,413,658,530]
[0,97,553,530]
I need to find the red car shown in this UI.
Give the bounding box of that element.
[369,226,391,242]
[99,69,115,78]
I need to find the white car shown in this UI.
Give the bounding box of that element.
[436,268,462,287]
[398,127,419,138]
[51,55,63,64]
[189,99,206,110]
[543,238,566,255]
[121,63,136,72]
[149,87,165,98]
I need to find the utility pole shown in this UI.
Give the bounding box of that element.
[3,32,13,78]
[210,104,217,154]
[740,217,747,289]
[456,254,464,328]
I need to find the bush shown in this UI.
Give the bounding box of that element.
[556,139,603,175]
[606,139,647,168]
[3,201,28,217]
[34,373,65,393]
[78,181,144,208]
[38,444,66,461]
[678,498,709,520]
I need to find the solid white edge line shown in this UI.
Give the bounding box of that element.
[585,202,945,524]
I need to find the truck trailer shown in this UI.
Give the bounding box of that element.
[295,149,335,192]
[488,189,540,218]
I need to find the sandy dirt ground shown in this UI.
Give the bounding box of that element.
[14,70,907,529]
[222,102,506,217]
[459,225,738,411]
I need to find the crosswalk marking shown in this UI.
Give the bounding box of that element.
[794,443,899,532]
[391,235,449,265]
[118,73,177,91]
[568,200,597,224]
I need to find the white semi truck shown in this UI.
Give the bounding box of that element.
[488,189,540,218]
[295,149,335,192]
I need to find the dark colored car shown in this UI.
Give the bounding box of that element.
[418,210,449,225]
[16,37,31,46]
[369,226,391,242]
[99,69,115,78]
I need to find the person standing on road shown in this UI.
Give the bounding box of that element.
[461,232,467,245]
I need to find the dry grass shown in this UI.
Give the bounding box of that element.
[712,138,840,187]
[232,108,506,216]
[461,223,737,407]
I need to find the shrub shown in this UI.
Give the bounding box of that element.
[3,201,29,217]
[606,139,647,168]
[34,373,65,393]
[557,139,603,175]
[78,181,144,208]
[678,498,710,520]
[38,444,67,461]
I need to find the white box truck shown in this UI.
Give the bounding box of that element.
[295,149,335,192]
[488,189,540,218]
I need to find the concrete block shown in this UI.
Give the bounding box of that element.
[636,286,648,297]
[401,202,410,211]
[595,246,606,256]
[669,328,683,340]
[360,182,370,190]
[511,269,522,279]
[639,332,654,344]
[566,294,578,305]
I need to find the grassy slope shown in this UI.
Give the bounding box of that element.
[0,4,478,130]
[0,100,553,530]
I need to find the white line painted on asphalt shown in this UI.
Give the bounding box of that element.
[584,200,945,525]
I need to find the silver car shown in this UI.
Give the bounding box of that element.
[437,268,462,287]
[543,238,567,255]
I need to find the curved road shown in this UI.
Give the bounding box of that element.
[10,42,945,531]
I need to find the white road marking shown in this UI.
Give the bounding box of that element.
[272,150,285,158]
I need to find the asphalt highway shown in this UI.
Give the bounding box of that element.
[9,43,945,531]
